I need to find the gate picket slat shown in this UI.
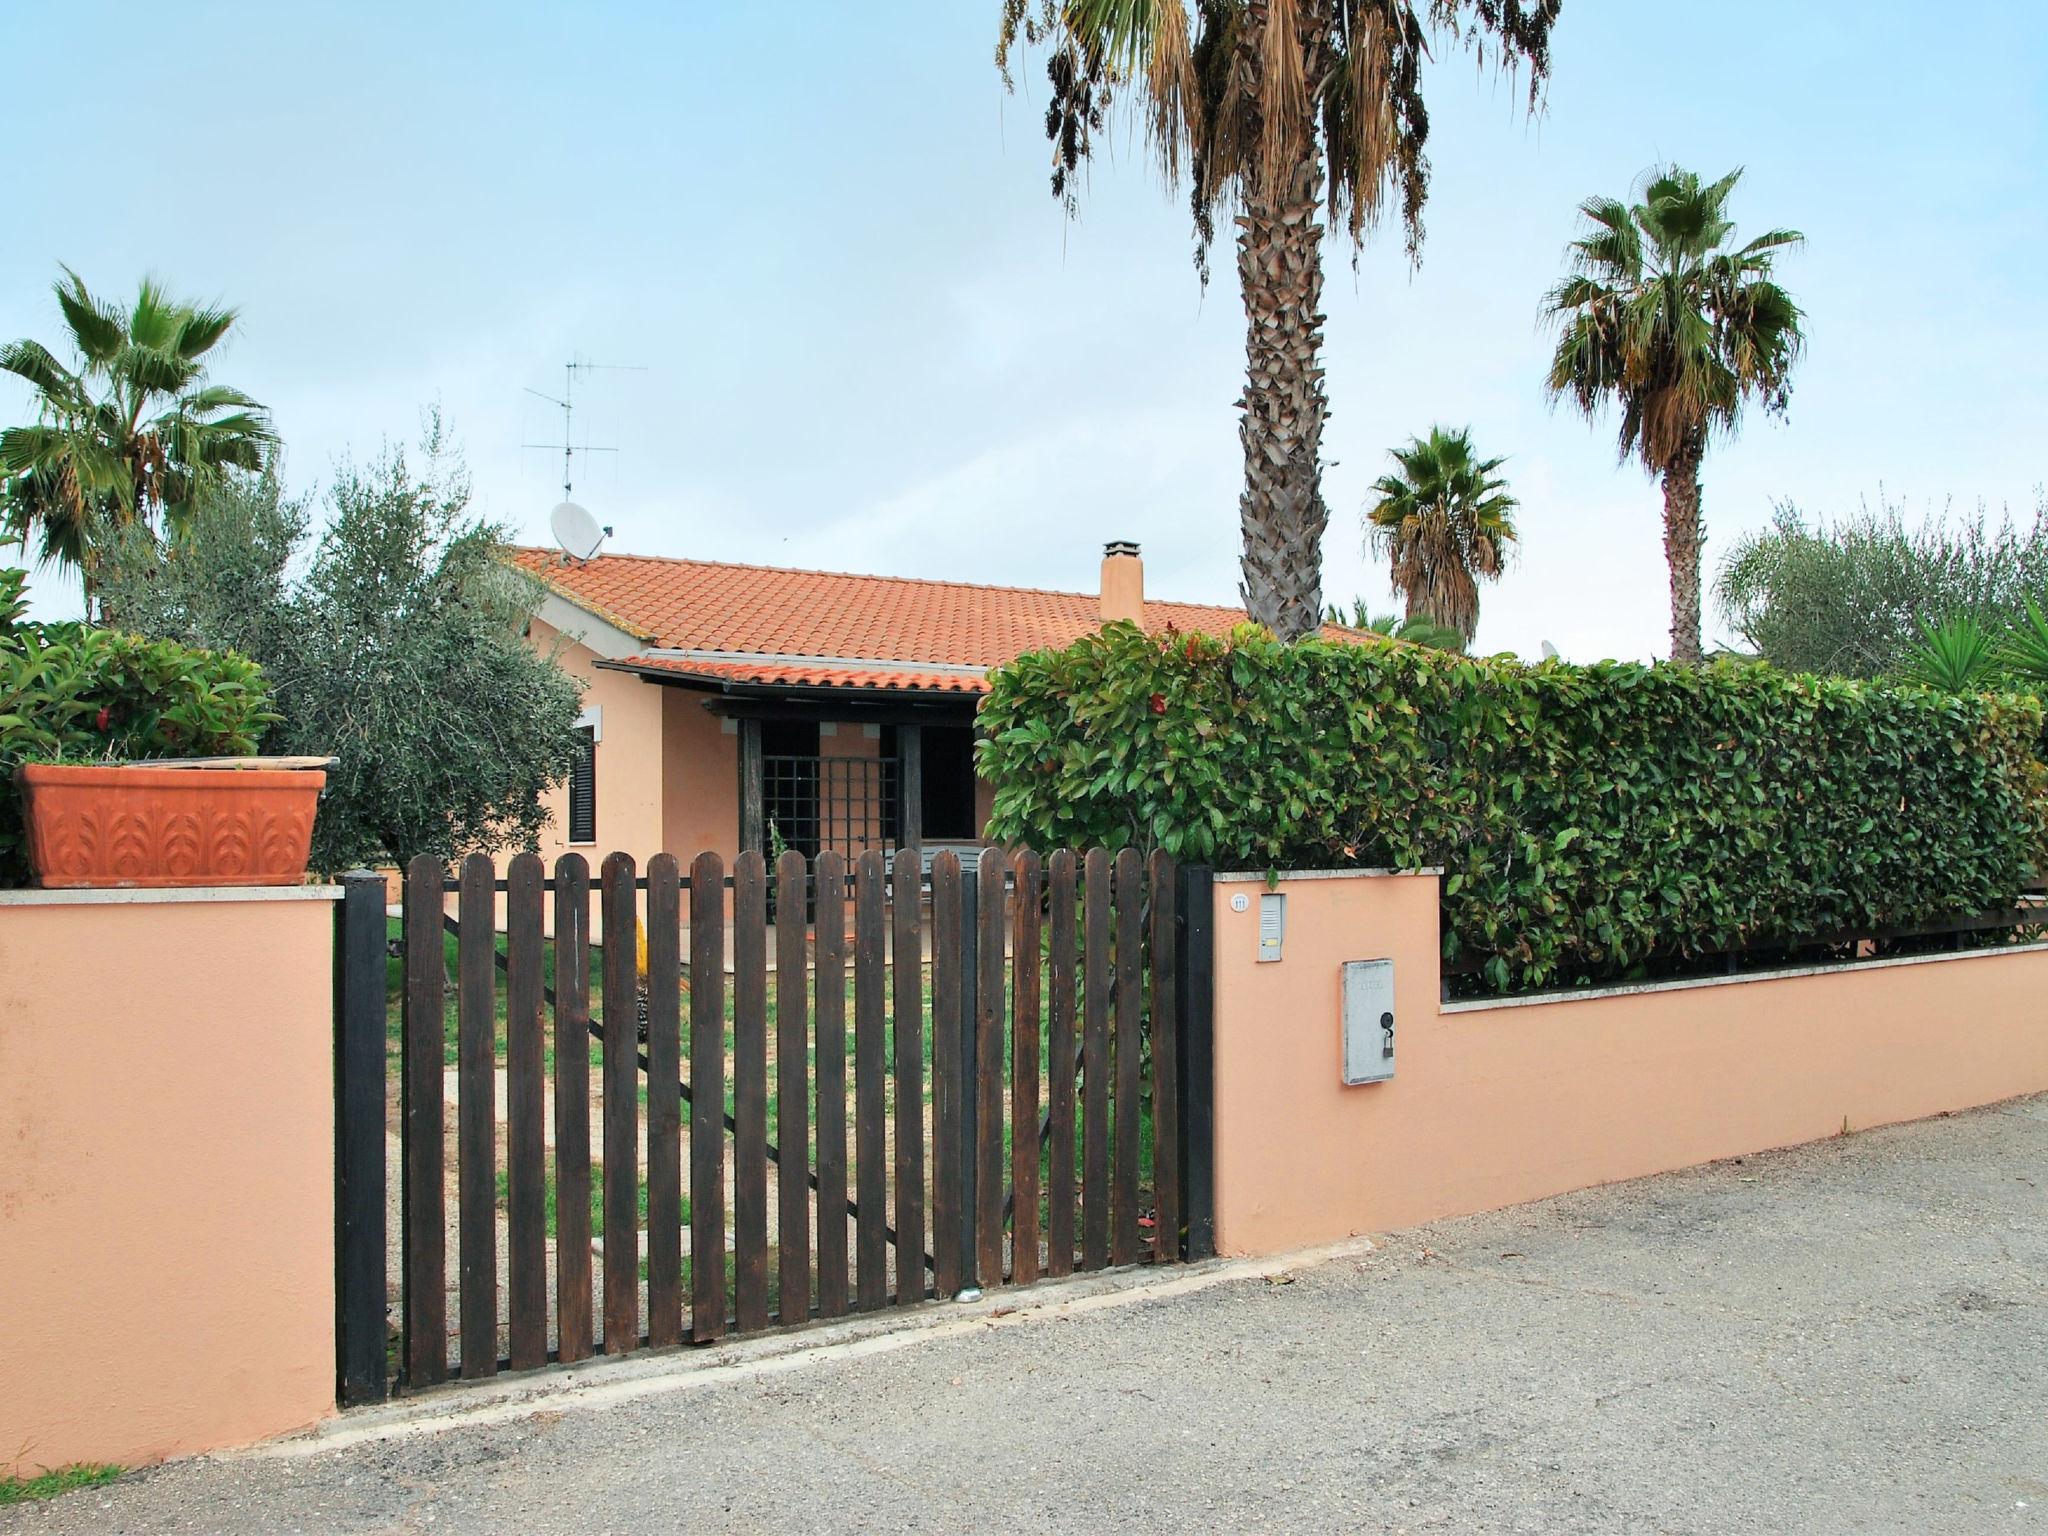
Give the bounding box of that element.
[733,852,771,1332]
[890,849,926,1306]
[1045,850,1078,1278]
[929,852,964,1298]
[553,856,594,1364]
[1010,851,1043,1286]
[505,854,547,1371]
[645,854,684,1347]
[815,852,850,1319]
[854,852,889,1310]
[402,855,448,1386]
[689,854,727,1342]
[457,854,499,1379]
[1111,849,1144,1268]
[776,850,813,1326]
[601,854,640,1353]
[1081,848,1112,1271]
[975,849,1007,1285]
[1149,851,1180,1264]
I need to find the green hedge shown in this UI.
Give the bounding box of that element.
[0,575,277,884]
[979,623,2048,992]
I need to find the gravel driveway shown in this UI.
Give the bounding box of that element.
[9,1094,2045,1534]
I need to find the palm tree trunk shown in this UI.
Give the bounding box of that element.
[1234,8,1329,643]
[1661,434,1707,664]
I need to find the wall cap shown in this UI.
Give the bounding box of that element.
[1214,866,1442,883]
[0,884,345,908]
[1443,940,2048,1013]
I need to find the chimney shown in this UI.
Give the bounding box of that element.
[1099,539,1144,626]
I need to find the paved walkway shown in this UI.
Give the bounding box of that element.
[11,1095,2046,1534]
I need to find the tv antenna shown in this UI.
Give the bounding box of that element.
[524,357,645,561]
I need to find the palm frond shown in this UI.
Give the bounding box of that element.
[120,345,203,397]
[53,267,126,363]
[0,339,87,407]
[174,304,239,360]
[176,385,273,422]
[1735,227,1805,258]
[126,275,181,352]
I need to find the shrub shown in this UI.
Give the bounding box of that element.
[0,575,275,883]
[1716,494,2048,677]
[979,623,2048,992]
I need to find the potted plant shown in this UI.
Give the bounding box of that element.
[16,754,328,889]
[2,610,325,888]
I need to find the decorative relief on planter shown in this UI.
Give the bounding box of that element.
[17,764,325,889]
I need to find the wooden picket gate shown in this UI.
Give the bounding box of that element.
[331,847,1215,1402]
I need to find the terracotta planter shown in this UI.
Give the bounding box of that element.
[16,762,326,889]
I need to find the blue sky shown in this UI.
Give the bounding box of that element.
[6,1,2044,658]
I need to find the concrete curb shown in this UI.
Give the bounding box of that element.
[244,1238,1376,1459]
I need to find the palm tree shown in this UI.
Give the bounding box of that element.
[0,267,274,604]
[998,1,1561,642]
[1364,425,1516,644]
[1324,598,1466,651]
[1544,166,1803,664]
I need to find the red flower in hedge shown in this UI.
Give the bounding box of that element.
[1150,693,1166,715]
[95,706,111,732]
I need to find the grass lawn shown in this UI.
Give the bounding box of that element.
[0,1465,122,1505]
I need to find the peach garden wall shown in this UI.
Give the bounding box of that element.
[0,887,339,1474]
[1209,869,2048,1257]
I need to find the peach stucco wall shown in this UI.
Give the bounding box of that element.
[530,618,667,866]
[0,889,339,1473]
[662,685,739,864]
[1211,869,2048,1257]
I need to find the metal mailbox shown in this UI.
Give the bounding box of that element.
[1341,958,1396,1084]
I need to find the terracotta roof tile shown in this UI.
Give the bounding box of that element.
[614,654,990,695]
[514,547,1358,670]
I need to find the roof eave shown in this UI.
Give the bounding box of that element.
[591,657,985,706]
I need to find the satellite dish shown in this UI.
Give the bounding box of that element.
[550,501,610,563]
[1540,640,1560,661]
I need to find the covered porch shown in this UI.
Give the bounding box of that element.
[593,656,993,870]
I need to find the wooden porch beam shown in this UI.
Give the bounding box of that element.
[738,716,765,859]
[898,722,923,851]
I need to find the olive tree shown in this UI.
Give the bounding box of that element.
[102,416,584,871]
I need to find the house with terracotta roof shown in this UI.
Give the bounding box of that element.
[512,540,1297,868]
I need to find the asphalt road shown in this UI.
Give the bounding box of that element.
[10,1094,2046,1534]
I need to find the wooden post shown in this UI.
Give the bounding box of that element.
[897,721,923,851]
[553,855,594,1363]
[957,863,980,1286]
[739,716,765,858]
[333,870,388,1406]
[400,855,447,1387]
[600,853,640,1352]
[505,854,548,1370]
[456,855,499,1380]
[1175,863,1216,1262]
